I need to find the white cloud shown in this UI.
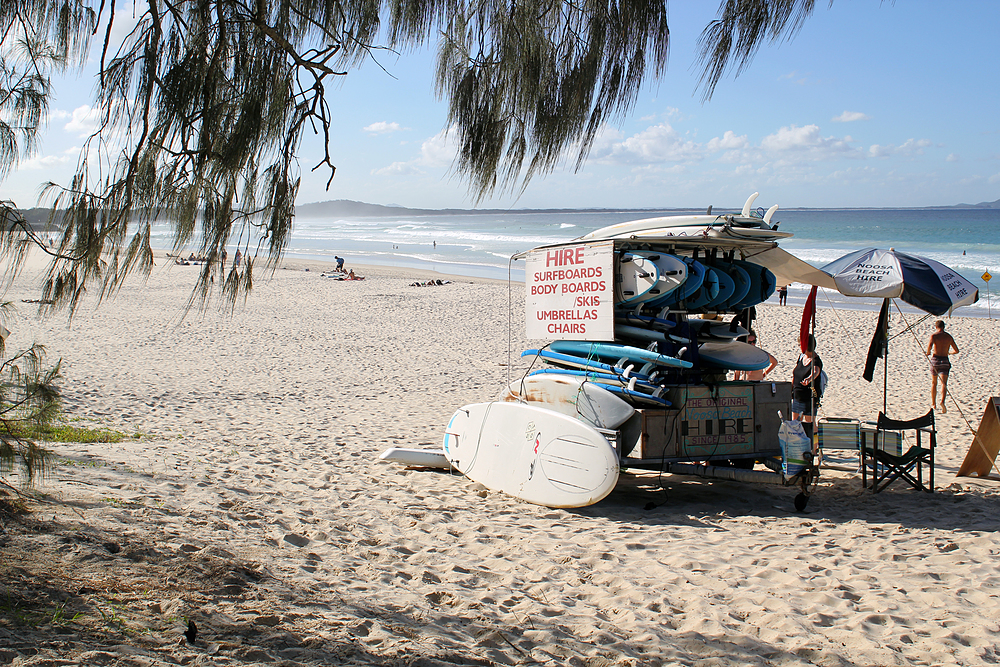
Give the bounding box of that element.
[868,138,932,158]
[64,105,100,137]
[19,154,73,170]
[371,126,460,177]
[989,172,1000,184]
[706,131,749,152]
[759,124,859,159]
[47,109,72,122]
[779,71,810,85]
[589,123,702,165]
[946,153,959,162]
[363,121,404,135]
[372,161,423,177]
[832,111,870,123]
[417,127,460,168]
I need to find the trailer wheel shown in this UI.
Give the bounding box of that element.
[794,492,809,512]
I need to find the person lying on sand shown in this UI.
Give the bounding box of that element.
[408,279,451,287]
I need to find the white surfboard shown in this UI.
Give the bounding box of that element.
[581,215,717,242]
[616,251,688,305]
[379,447,451,468]
[624,225,793,242]
[615,253,660,304]
[499,374,635,430]
[442,402,620,508]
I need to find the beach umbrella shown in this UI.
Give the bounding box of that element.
[822,248,978,417]
[819,247,978,316]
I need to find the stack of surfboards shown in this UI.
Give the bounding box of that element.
[614,250,776,313]
[378,193,785,509]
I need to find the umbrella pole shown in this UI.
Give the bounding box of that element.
[883,338,888,416]
[883,303,890,416]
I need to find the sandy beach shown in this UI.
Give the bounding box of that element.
[2,251,999,666]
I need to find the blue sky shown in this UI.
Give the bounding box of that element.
[3,1,999,210]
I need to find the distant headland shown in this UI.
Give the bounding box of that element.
[9,196,1000,229]
[295,198,1000,218]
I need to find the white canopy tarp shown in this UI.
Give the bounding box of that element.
[742,246,838,290]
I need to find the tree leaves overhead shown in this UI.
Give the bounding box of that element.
[6,0,673,313]
[402,0,671,198]
[0,1,94,179]
[2,0,832,313]
[697,0,822,101]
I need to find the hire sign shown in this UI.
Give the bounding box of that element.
[525,242,614,340]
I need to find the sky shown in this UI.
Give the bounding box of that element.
[3,1,999,211]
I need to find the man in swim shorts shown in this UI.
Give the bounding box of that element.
[926,320,959,413]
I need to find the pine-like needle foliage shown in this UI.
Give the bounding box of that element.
[0,1,93,179]
[3,0,833,313]
[5,0,672,314]
[696,0,824,101]
[0,302,62,492]
[0,4,82,491]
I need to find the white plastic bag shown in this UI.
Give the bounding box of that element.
[779,419,811,477]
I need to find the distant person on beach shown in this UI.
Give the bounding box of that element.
[234,249,242,267]
[791,334,823,441]
[778,285,788,306]
[735,331,777,382]
[926,320,959,413]
[221,250,227,269]
[335,256,345,271]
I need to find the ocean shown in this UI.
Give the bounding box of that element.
[154,206,1000,316]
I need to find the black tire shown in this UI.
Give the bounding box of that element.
[794,493,809,512]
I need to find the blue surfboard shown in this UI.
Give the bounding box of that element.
[731,260,776,310]
[594,383,671,407]
[681,265,721,310]
[652,257,705,306]
[523,370,671,407]
[527,368,667,394]
[522,349,656,380]
[698,341,772,371]
[704,263,737,309]
[549,340,693,370]
[717,261,752,309]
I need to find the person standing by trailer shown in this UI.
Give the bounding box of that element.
[734,330,777,381]
[791,334,823,442]
[926,320,959,413]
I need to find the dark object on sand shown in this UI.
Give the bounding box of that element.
[184,620,198,644]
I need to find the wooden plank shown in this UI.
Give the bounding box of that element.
[957,398,1000,478]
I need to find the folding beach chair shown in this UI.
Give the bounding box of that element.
[861,410,936,493]
[817,417,860,472]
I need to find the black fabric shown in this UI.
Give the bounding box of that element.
[877,409,935,432]
[863,298,890,382]
[792,353,823,403]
